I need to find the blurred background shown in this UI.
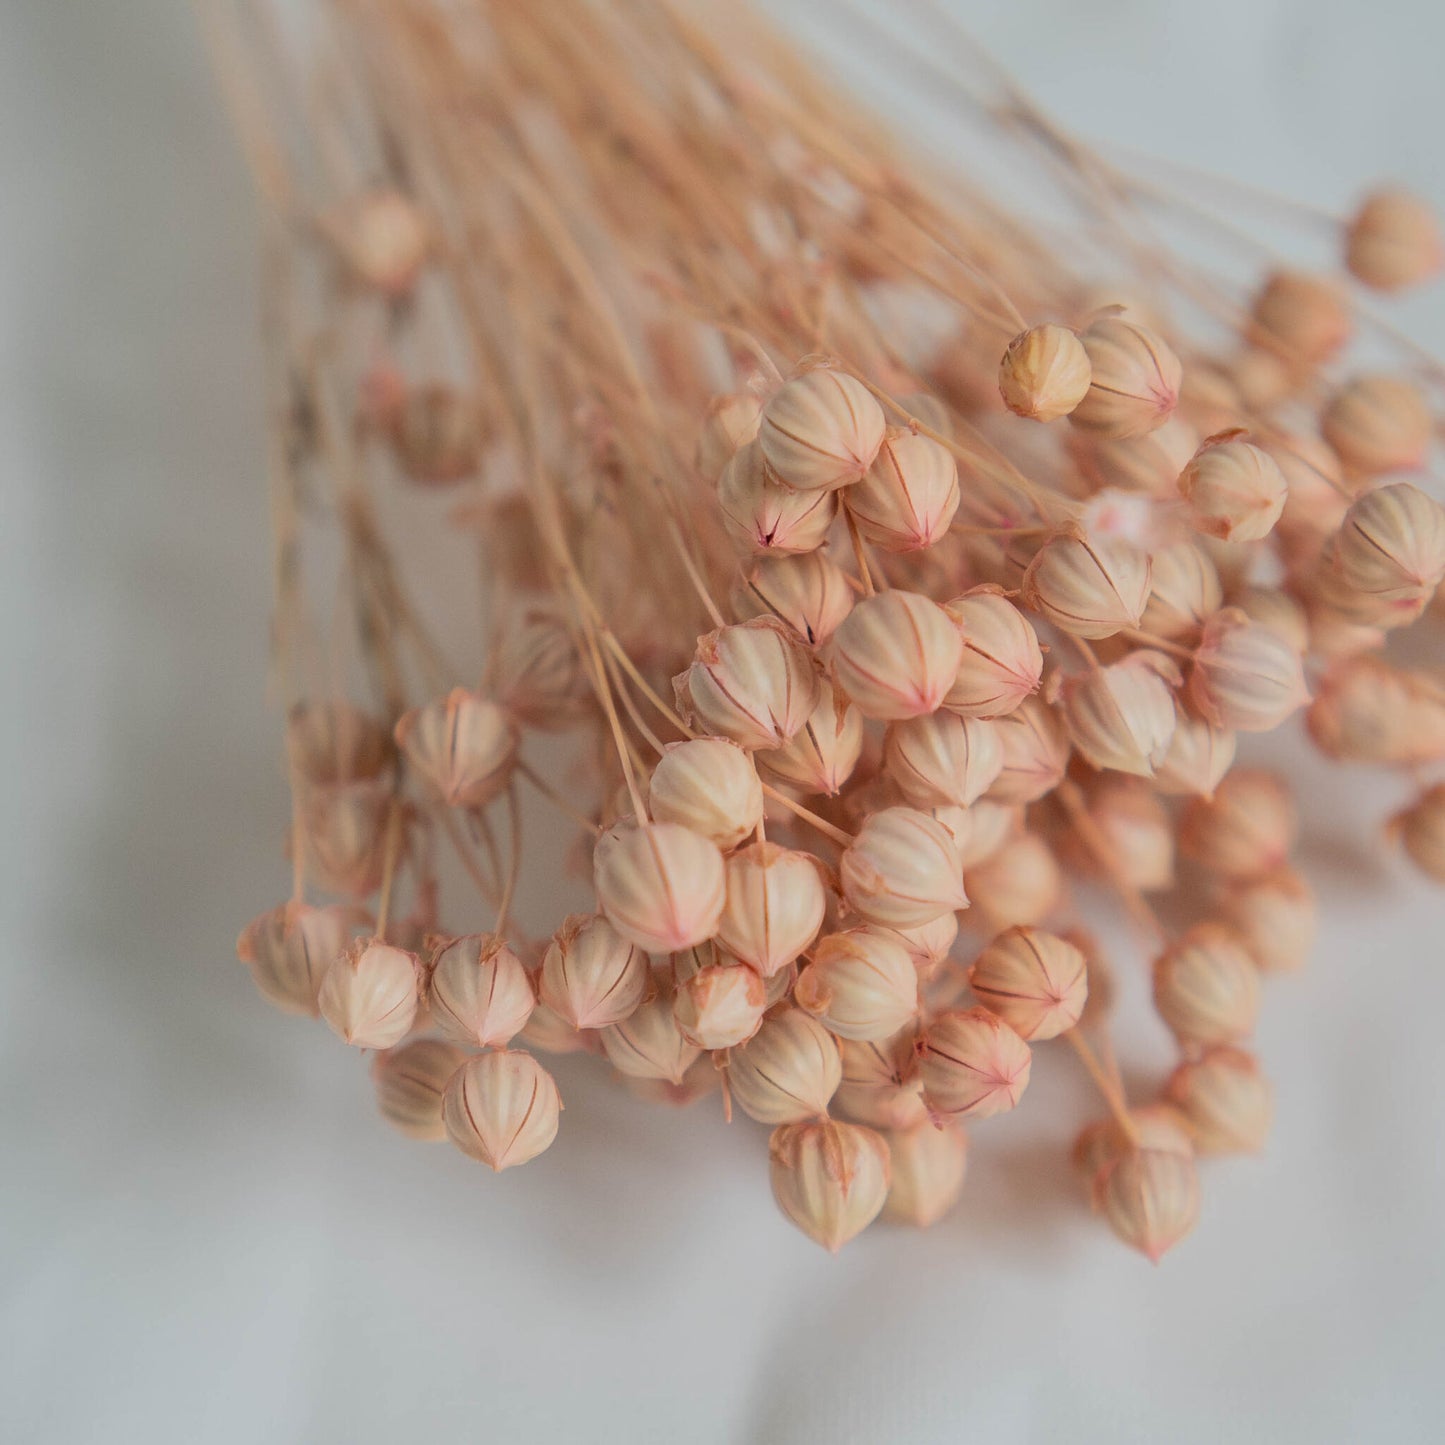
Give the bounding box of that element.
[2,2,1443,1441]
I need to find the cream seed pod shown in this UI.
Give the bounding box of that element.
[1306,656,1445,765]
[1189,609,1310,732]
[333,188,429,294]
[833,1029,927,1130]
[390,386,484,486]
[1345,189,1444,292]
[968,926,1088,1042]
[1073,1104,1193,1199]
[394,690,518,810]
[302,780,393,898]
[768,1119,891,1252]
[1391,785,1445,882]
[846,427,960,551]
[318,939,421,1051]
[726,1009,842,1125]
[795,929,920,1041]
[1178,769,1296,880]
[1070,316,1182,439]
[942,590,1044,717]
[428,933,535,1048]
[876,910,960,973]
[697,390,764,482]
[1021,527,1151,639]
[236,902,353,1017]
[717,843,828,977]
[493,612,590,730]
[1332,482,1445,625]
[286,700,393,787]
[679,619,822,750]
[1152,925,1261,1047]
[731,551,855,645]
[594,822,726,954]
[839,807,969,928]
[371,1038,468,1142]
[1075,777,1175,893]
[829,590,965,720]
[965,832,1063,933]
[940,799,1020,870]
[442,1050,561,1171]
[648,738,764,851]
[918,1006,1032,1121]
[539,913,648,1031]
[1271,431,1354,563]
[882,1121,969,1228]
[757,366,887,492]
[1221,867,1317,974]
[1140,542,1222,640]
[998,323,1092,422]
[1234,587,1310,654]
[1164,1047,1273,1155]
[1321,374,1433,476]
[1153,714,1236,798]
[718,439,837,554]
[757,685,864,795]
[987,697,1071,803]
[599,990,702,1084]
[884,712,1003,809]
[1097,1140,1201,1264]
[673,963,767,1050]
[1060,652,1180,778]
[1248,269,1352,368]
[1177,436,1287,543]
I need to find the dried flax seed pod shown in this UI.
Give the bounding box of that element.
[1189,609,1310,732]
[727,1009,842,1125]
[718,439,837,554]
[829,590,965,720]
[697,390,764,482]
[1164,1046,1273,1155]
[1345,189,1444,291]
[648,738,764,851]
[1331,482,1445,625]
[757,685,863,795]
[918,1006,1032,1120]
[1021,527,1151,639]
[371,1038,468,1142]
[539,913,648,1031]
[333,188,429,294]
[846,428,960,551]
[968,927,1088,1041]
[1152,925,1260,1047]
[965,831,1062,933]
[988,697,1071,803]
[1072,776,1175,892]
[998,323,1092,422]
[493,612,590,730]
[599,989,701,1084]
[1306,656,1445,764]
[1154,714,1236,798]
[877,910,960,972]
[941,799,1020,870]
[679,619,822,750]
[795,929,920,1041]
[882,1121,969,1227]
[287,700,393,787]
[1390,785,1445,882]
[834,1029,927,1130]
[768,1119,891,1251]
[1248,270,1351,367]
[1271,431,1354,563]
[442,1050,561,1171]
[1098,1139,1201,1264]
[757,367,887,492]
[1321,374,1433,475]
[673,963,767,1049]
[1073,1105,1193,1199]
[1140,542,1222,640]
[1060,652,1180,778]
[1070,317,1182,439]
[1221,867,1316,974]
[318,940,421,1050]
[884,712,1003,809]
[1178,769,1296,879]
[1177,436,1287,543]
[840,807,969,928]
[731,551,855,645]
[717,843,828,976]
[302,780,394,897]
[394,690,518,809]
[594,823,727,953]
[429,934,536,1048]
[942,590,1044,717]
[1234,586,1310,654]
[236,902,352,1017]
[390,386,484,485]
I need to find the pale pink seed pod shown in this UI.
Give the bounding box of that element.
[942,590,1044,717]
[1234,587,1310,654]
[884,713,1003,809]
[998,323,1092,422]
[882,1120,969,1228]
[918,1006,1032,1120]
[394,690,518,809]
[1221,867,1316,974]
[1306,656,1445,765]
[1073,1104,1193,1200]
[1070,317,1182,438]
[679,619,822,750]
[697,390,764,482]
[965,832,1063,934]
[795,929,920,1041]
[731,551,854,645]
[1391,784,1445,882]
[1178,769,1296,879]
[1321,374,1433,475]
[1071,415,1199,497]
[442,1050,561,1171]
[1098,1144,1201,1263]
[987,697,1072,804]
[1061,652,1180,777]
[302,780,393,897]
[875,910,960,972]
[1021,528,1151,639]
[829,590,965,720]
[1333,482,1445,624]
[1152,925,1260,1047]
[371,1038,468,1142]
[1345,188,1444,292]
[1271,432,1354,563]
[727,1009,842,1125]
[968,926,1089,1041]
[390,386,485,486]
[428,934,535,1048]
[673,963,767,1050]
[717,842,828,977]
[757,685,864,795]
[1140,542,1222,640]
[318,940,421,1050]
[718,439,837,554]
[648,738,764,851]
[236,903,352,1017]
[517,999,592,1057]
[1153,714,1236,798]
[599,991,702,1083]
[335,189,429,294]
[286,700,393,786]
[833,1029,927,1130]
[939,799,1020,870]
[594,823,726,953]
[1189,609,1310,732]
[1075,776,1175,892]
[768,1119,891,1252]
[846,428,960,551]
[839,807,969,928]
[538,913,648,1030]
[1178,437,1287,543]
[1249,269,1351,367]
[493,612,590,730]
[1229,347,1295,410]
[757,367,888,492]
[1165,1046,1273,1155]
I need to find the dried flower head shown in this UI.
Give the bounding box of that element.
[679,619,822,750]
[998,323,1092,422]
[236,902,352,1016]
[318,939,421,1050]
[882,1120,969,1228]
[1178,768,1296,879]
[918,1006,1032,1120]
[840,806,969,928]
[1177,435,1288,543]
[1152,924,1260,1047]
[718,439,837,554]
[1189,609,1310,732]
[370,1038,468,1142]
[834,1028,927,1130]
[1070,317,1182,438]
[539,912,648,1031]
[942,590,1044,717]
[287,700,393,787]
[884,712,1003,809]
[757,366,887,492]
[599,990,702,1084]
[442,1049,561,1171]
[1071,776,1175,893]
[716,842,828,976]
[301,780,394,897]
[1164,1046,1273,1155]
[846,428,960,551]
[1021,527,1151,639]
[394,690,517,809]
[673,962,767,1049]
[1097,1136,1201,1264]
[757,684,864,795]
[829,590,965,720]
[648,738,764,851]
[1140,542,1222,640]
[731,551,855,646]
[493,612,590,730]
[1248,269,1351,368]
[969,926,1088,1041]
[987,697,1072,803]
[1321,374,1433,476]
[428,933,535,1048]
[795,928,920,1041]
[1331,482,1445,626]
[1345,188,1444,292]
[768,1119,891,1251]
[595,821,727,955]
[1061,651,1180,777]
[727,1008,842,1125]
[1153,714,1237,798]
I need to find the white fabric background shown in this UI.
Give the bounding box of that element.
[3,2,1444,1441]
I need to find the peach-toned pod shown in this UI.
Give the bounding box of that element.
[318,940,421,1050]
[1061,652,1180,778]
[1020,527,1151,639]
[1391,784,1445,882]
[795,929,920,1042]
[757,367,887,492]
[882,1120,969,1228]
[1098,1142,1201,1263]
[1221,867,1316,974]
[389,385,485,486]
[968,926,1088,1042]
[727,1009,843,1125]
[1332,482,1445,626]
[442,1050,560,1171]
[1071,415,1199,498]
[1165,1046,1273,1155]
[833,1029,928,1130]
[942,590,1044,717]
[1177,437,1287,543]
[1178,769,1296,880]
[236,902,353,1017]
[1074,776,1175,893]
[998,323,1092,422]
[718,439,838,554]
[673,963,767,1050]
[756,685,864,796]
[648,738,764,851]
[539,912,649,1031]
[1069,317,1182,438]
[884,712,1003,810]
[1189,609,1310,732]
[516,998,593,1057]
[333,189,429,295]
[697,390,764,482]
[678,619,822,751]
[717,842,828,977]
[493,612,590,731]
[599,990,703,1084]
[918,1006,1032,1120]
[1234,587,1310,654]
[965,832,1063,935]
[394,690,518,810]
[1270,431,1355,564]
[1248,269,1351,368]
[371,1038,468,1142]
[1153,714,1236,798]
[1152,925,1260,1047]
[1345,188,1444,292]
[1322,374,1433,476]
[731,551,855,646]
[594,822,726,954]
[937,799,1020,870]
[829,590,965,720]
[1306,656,1445,765]
[875,910,960,973]
[840,807,969,928]
[1072,1104,1194,1201]
[286,700,394,787]
[768,1119,891,1252]
[429,933,535,1048]
[1140,542,1222,641]
[986,697,1071,804]
[846,427,960,551]
[302,780,394,897]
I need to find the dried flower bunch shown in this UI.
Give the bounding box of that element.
[216,0,1445,1258]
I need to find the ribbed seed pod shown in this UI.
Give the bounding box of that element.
[428,933,535,1048]
[1154,714,1236,798]
[1164,1046,1273,1155]
[1070,317,1182,438]
[829,590,965,720]
[539,912,648,1031]
[965,832,1063,933]
[756,685,864,796]
[1140,542,1222,640]
[1321,374,1432,475]
[833,1029,927,1130]
[318,940,421,1050]
[679,619,822,750]
[1345,189,1444,292]
[884,712,1003,809]
[599,991,702,1084]
[918,1006,1032,1120]
[1189,609,1310,732]
[697,390,764,482]
[1152,925,1260,1046]
[718,439,837,554]
[716,843,828,977]
[840,807,969,928]
[1178,769,1296,879]
[648,738,764,851]
[942,590,1044,717]
[594,823,726,954]
[846,427,960,551]
[731,551,855,645]
[987,697,1071,803]
[1178,437,1287,543]
[1221,867,1316,974]
[727,1009,842,1125]
[1248,269,1351,368]
[1060,652,1180,777]
[1331,482,1445,626]
[968,926,1088,1041]
[795,929,920,1041]
[371,1038,467,1142]
[768,1119,891,1251]
[882,1120,969,1228]
[673,963,767,1050]
[757,367,887,492]
[236,902,352,1017]
[998,324,1092,422]
[394,690,517,809]
[1021,527,1151,639]
[442,1050,561,1171]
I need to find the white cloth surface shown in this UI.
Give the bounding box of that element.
[2,2,1444,1442]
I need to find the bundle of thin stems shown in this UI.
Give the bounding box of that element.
[215,0,1445,1256]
